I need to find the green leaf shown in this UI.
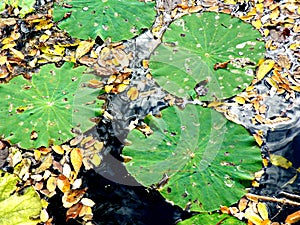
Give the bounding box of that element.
[0,170,42,225]
[0,62,104,149]
[150,12,265,101]
[3,0,35,17]
[123,105,261,212]
[53,0,156,41]
[178,212,246,225]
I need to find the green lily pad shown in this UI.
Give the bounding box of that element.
[123,105,261,212]
[178,212,245,225]
[0,62,104,149]
[53,0,156,41]
[150,12,265,101]
[1,0,35,17]
[0,170,42,225]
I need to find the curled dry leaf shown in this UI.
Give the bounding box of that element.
[66,203,83,221]
[62,188,88,208]
[57,174,71,193]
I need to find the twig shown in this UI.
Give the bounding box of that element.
[246,193,300,206]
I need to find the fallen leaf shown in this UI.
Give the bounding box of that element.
[71,148,83,174]
[257,59,275,81]
[270,154,293,169]
[285,210,300,224]
[66,203,83,221]
[127,87,139,100]
[75,40,95,59]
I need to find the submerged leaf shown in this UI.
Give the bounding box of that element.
[0,62,104,149]
[0,171,42,225]
[150,12,265,101]
[123,105,261,211]
[53,0,156,41]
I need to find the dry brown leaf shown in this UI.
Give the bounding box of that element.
[66,203,83,221]
[57,174,71,193]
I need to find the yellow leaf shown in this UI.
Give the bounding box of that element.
[0,55,7,65]
[266,77,278,89]
[53,45,65,56]
[52,145,64,154]
[290,86,300,92]
[253,133,263,146]
[127,87,139,100]
[2,43,16,50]
[71,148,83,174]
[245,207,263,225]
[257,202,269,220]
[46,176,57,193]
[252,20,262,29]
[257,59,275,81]
[75,40,95,59]
[40,209,49,222]
[116,83,128,93]
[234,96,245,104]
[91,153,101,167]
[224,0,237,4]
[105,85,113,93]
[270,8,280,20]
[255,3,264,14]
[35,154,53,173]
[270,154,293,169]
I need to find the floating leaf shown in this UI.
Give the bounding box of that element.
[53,0,156,41]
[71,148,83,174]
[178,212,245,225]
[285,209,300,224]
[0,62,104,149]
[123,105,261,211]
[270,154,293,169]
[150,12,265,101]
[0,170,42,225]
[256,59,275,81]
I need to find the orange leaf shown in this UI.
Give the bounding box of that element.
[285,210,300,224]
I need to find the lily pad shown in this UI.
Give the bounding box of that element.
[53,0,156,41]
[123,105,261,211]
[0,62,104,149]
[150,12,265,101]
[0,170,42,225]
[178,212,245,225]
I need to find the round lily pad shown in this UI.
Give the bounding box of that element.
[0,62,104,149]
[123,105,262,212]
[150,12,265,101]
[53,0,156,41]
